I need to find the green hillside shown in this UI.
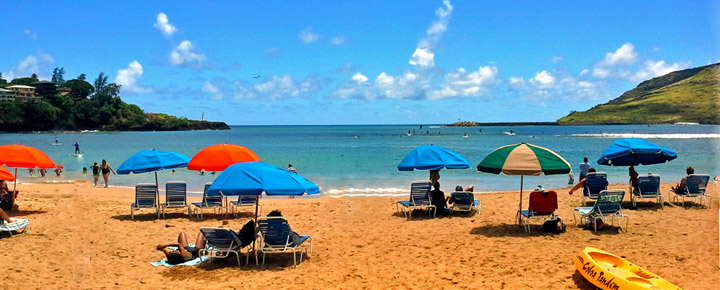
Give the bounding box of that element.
[558,63,720,124]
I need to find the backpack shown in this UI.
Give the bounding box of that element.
[541,218,566,234]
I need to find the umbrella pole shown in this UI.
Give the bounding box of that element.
[251,196,259,266]
[517,176,524,225]
[13,168,17,193]
[155,171,160,208]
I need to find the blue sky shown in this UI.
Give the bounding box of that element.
[2,1,718,125]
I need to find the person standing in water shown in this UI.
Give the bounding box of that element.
[90,162,100,187]
[288,164,298,174]
[100,160,116,188]
[73,142,80,154]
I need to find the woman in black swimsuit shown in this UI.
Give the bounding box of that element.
[156,232,207,265]
[100,159,116,188]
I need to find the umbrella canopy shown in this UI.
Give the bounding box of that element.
[117,149,191,174]
[0,167,15,182]
[597,138,677,166]
[188,144,261,171]
[477,143,571,176]
[397,145,471,171]
[207,161,320,196]
[0,144,55,169]
[476,143,571,225]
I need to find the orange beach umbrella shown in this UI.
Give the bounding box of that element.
[188,144,261,172]
[0,167,15,182]
[0,144,56,192]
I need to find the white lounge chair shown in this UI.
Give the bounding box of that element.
[573,190,629,232]
[131,183,159,219]
[632,174,663,208]
[191,183,225,218]
[671,174,711,208]
[396,181,435,219]
[449,191,480,216]
[161,181,190,218]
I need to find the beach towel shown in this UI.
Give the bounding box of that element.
[0,218,29,234]
[150,244,209,267]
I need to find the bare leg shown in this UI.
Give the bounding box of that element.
[177,232,190,248]
[194,232,206,249]
[103,173,110,187]
[93,176,98,186]
[0,208,12,223]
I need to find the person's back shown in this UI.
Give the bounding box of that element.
[579,157,590,180]
[429,182,446,216]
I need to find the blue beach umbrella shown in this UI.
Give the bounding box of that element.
[597,138,677,166]
[117,149,191,206]
[397,145,471,171]
[207,161,320,197]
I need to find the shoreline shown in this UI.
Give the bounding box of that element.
[1,181,717,289]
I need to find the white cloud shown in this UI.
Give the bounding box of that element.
[154,12,177,37]
[236,75,322,100]
[552,56,563,64]
[598,43,638,67]
[299,28,321,44]
[202,81,223,100]
[530,70,556,89]
[589,43,689,82]
[114,60,152,93]
[630,60,689,82]
[169,40,206,66]
[579,69,590,76]
[351,73,368,84]
[4,53,54,80]
[409,48,435,67]
[24,29,38,40]
[330,36,346,45]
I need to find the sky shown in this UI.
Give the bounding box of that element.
[2,1,718,125]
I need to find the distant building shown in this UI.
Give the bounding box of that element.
[0,88,13,101]
[56,87,72,97]
[5,85,42,102]
[31,81,57,99]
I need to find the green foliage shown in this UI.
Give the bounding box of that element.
[51,67,65,85]
[558,63,720,125]
[60,79,94,99]
[93,72,108,95]
[9,76,39,86]
[77,73,86,81]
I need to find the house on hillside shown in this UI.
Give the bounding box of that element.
[31,80,57,99]
[6,85,42,102]
[0,88,13,101]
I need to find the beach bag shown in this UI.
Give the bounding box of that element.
[542,218,566,234]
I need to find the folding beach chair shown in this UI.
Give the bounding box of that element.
[257,216,312,267]
[449,191,480,216]
[582,172,608,206]
[199,227,256,266]
[519,190,558,233]
[0,218,29,236]
[161,181,190,218]
[573,190,629,232]
[395,181,435,219]
[632,174,663,208]
[230,196,261,216]
[131,183,159,219]
[671,174,711,208]
[191,183,225,218]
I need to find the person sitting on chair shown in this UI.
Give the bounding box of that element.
[156,232,207,265]
[671,166,695,193]
[429,182,447,216]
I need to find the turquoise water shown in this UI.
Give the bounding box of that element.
[1,124,718,196]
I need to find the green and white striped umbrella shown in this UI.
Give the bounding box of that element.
[476,143,571,225]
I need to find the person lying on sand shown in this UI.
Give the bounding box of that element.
[0,208,17,224]
[156,232,206,265]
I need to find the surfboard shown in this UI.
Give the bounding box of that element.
[574,247,681,290]
[71,153,83,157]
[49,143,63,146]
[503,131,516,136]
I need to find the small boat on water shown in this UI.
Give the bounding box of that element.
[574,247,681,290]
[503,131,516,136]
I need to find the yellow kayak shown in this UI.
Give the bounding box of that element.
[574,247,681,290]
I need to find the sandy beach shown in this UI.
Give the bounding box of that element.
[1,181,718,289]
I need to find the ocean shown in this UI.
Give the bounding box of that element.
[1,124,718,197]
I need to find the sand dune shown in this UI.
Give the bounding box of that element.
[1,181,718,289]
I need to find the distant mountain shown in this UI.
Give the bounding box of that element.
[558,63,720,124]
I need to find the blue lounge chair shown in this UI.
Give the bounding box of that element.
[671,174,711,208]
[191,183,225,219]
[396,181,435,219]
[161,181,190,218]
[632,174,662,208]
[230,196,260,216]
[573,190,629,232]
[131,183,159,219]
[582,172,608,206]
[199,227,256,266]
[257,216,312,267]
[449,191,480,216]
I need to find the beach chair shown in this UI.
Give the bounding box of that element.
[191,183,225,219]
[449,191,480,216]
[582,172,608,206]
[230,195,261,216]
[161,181,190,218]
[199,227,256,266]
[519,190,558,233]
[131,183,159,220]
[0,218,29,236]
[671,174,711,208]
[257,216,312,267]
[632,174,663,208]
[573,190,629,232]
[395,181,435,219]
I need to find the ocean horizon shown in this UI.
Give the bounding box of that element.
[2,124,718,197]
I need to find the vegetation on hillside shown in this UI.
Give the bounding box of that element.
[0,70,229,131]
[558,63,720,124]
